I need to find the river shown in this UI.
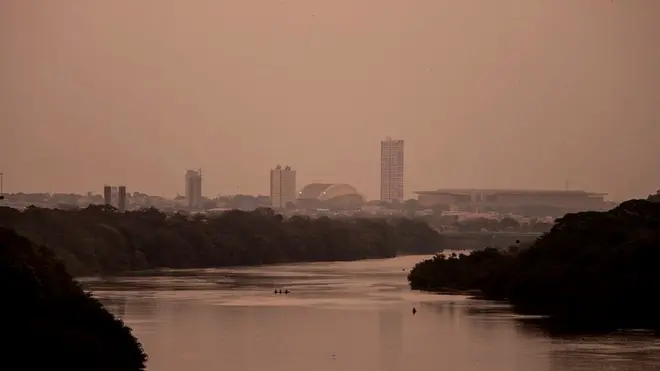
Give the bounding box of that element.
[83,255,660,371]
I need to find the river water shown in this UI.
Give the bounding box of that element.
[84,255,660,371]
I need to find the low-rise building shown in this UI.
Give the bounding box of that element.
[414,188,608,217]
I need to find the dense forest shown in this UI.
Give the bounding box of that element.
[0,227,147,370]
[408,199,660,334]
[0,205,444,276]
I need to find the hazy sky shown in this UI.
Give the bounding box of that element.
[1,0,659,200]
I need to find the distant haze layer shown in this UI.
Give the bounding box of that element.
[1,0,658,200]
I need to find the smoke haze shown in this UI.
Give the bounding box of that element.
[1,0,659,200]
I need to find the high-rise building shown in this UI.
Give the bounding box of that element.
[117,185,127,212]
[103,184,127,211]
[270,165,296,209]
[380,137,404,202]
[103,185,112,206]
[185,169,203,209]
[111,186,118,205]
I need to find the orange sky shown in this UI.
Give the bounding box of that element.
[1,0,659,200]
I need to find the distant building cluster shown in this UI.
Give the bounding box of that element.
[414,188,609,217]
[103,185,127,212]
[0,136,618,219]
[263,137,403,211]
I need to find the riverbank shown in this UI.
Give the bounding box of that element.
[408,199,660,335]
[77,253,434,279]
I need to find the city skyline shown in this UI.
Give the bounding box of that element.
[0,137,630,202]
[0,160,636,202]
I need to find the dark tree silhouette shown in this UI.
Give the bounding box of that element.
[408,199,660,334]
[0,227,147,370]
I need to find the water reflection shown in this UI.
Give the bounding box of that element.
[85,255,660,371]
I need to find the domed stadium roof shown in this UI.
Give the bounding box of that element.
[298,183,363,202]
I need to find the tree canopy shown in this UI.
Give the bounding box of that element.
[408,199,660,334]
[0,205,445,276]
[0,227,147,370]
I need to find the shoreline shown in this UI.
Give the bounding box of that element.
[76,252,438,279]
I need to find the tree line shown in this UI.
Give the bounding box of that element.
[0,205,445,276]
[407,198,660,334]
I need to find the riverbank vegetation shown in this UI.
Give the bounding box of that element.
[0,227,147,370]
[408,199,660,334]
[0,205,444,276]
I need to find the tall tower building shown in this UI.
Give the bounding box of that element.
[270,165,296,209]
[185,169,203,209]
[103,184,127,211]
[103,185,112,206]
[117,186,127,212]
[380,138,404,202]
[111,186,118,206]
